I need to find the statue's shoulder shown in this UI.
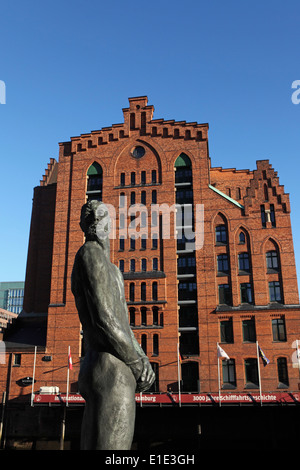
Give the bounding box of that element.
[76,241,105,266]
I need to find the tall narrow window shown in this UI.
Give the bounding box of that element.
[131,172,136,186]
[130,192,136,205]
[153,334,159,356]
[217,254,229,273]
[130,113,135,130]
[141,282,146,301]
[130,259,135,272]
[239,232,246,244]
[130,236,136,251]
[218,284,231,305]
[152,258,158,271]
[152,170,157,184]
[270,204,276,227]
[119,192,126,208]
[129,308,135,326]
[244,358,259,388]
[129,283,135,302]
[220,318,234,343]
[119,259,124,273]
[242,318,256,342]
[141,306,147,324]
[222,359,236,388]
[152,190,157,204]
[152,282,158,301]
[120,172,125,187]
[277,357,289,387]
[141,259,147,272]
[119,236,125,251]
[141,171,146,185]
[141,190,146,205]
[152,307,159,325]
[87,162,103,201]
[152,235,158,250]
[141,233,147,250]
[261,205,266,228]
[141,335,147,354]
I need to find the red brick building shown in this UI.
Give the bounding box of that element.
[1,96,300,448]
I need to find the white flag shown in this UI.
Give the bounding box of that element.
[217,344,230,360]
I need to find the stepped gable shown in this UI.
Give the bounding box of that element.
[40,158,58,186]
[243,160,290,216]
[59,96,209,156]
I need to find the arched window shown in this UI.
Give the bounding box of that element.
[141,282,146,301]
[152,258,158,271]
[129,283,135,302]
[86,162,103,201]
[130,259,135,272]
[119,192,126,209]
[141,259,147,272]
[141,307,147,325]
[141,335,147,354]
[152,306,159,325]
[152,282,158,301]
[153,334,159,356]
[129,308,135,326]
[119,259,124,273]
[152,190,157,204]
[174,153,192,184]
[239,231,246,244]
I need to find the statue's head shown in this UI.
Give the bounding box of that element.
[80,200,111,248]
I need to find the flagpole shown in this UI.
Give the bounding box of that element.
[177,343,181,407]
[66,346,70,407]
[256,341,262,406]
[217,343,221,407]
[31,346,37,407]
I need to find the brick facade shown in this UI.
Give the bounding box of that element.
[1,96,299,403]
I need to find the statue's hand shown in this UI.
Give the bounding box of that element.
[135,357,156,392]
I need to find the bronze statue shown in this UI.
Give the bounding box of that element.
[71,200,155,450]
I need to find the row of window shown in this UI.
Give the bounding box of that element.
[220,316,286,344]
[218,281,282,306]
[119,234,158,251]
[129,282,158,302]
[119,189,157,207]
[129,306,162,327]
[120,170,157,187]
[221,356,289,388]
[139,333,159,356]
[119,258,159,273]
[217,250,279,274]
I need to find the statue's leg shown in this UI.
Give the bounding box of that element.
[79,351,136,450]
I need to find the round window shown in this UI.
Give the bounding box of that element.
[132,146,145,159]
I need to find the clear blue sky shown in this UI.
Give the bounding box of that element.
[0,0,299,287]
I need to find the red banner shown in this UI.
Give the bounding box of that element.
[33,391,300,405]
